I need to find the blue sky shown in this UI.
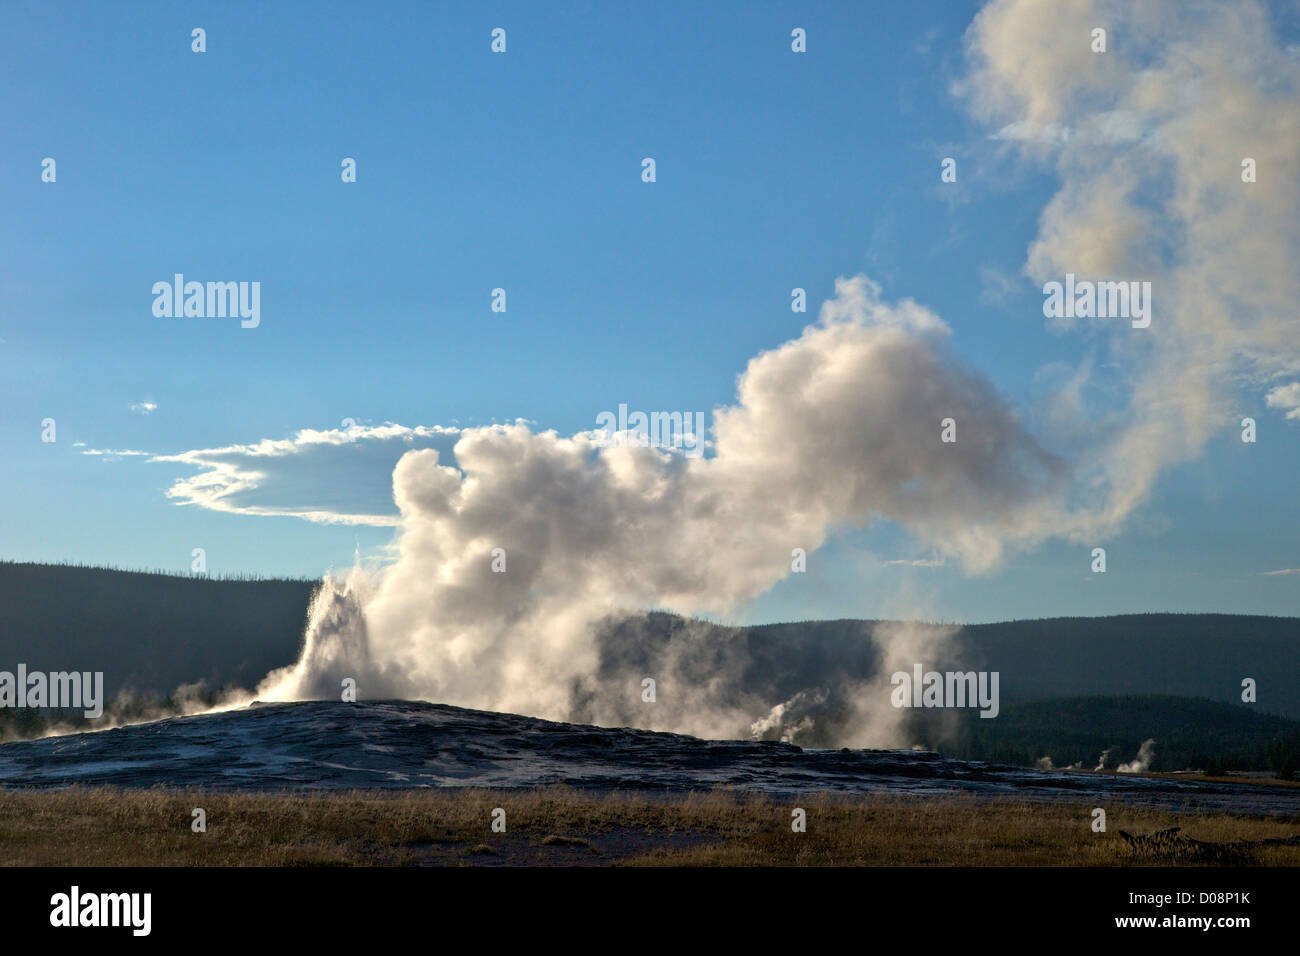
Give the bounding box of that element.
[2,0,1298,623]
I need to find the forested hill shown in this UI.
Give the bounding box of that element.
[0,561,317,701]
[742,614,1300,718]
[2,561,1297,719]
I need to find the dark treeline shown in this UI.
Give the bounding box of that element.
[743,614,1300,718]
[0,561,318,714]
[1,563,1297,772]
[0,559,313,583]
[909,695,1300,779]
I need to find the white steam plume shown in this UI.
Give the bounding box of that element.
[254,0,1298,746]
[258,281,1057,742]
[961,0,1300,535]
[1117,738,1157,774]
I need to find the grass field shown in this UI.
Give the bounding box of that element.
[1,786,1298,866]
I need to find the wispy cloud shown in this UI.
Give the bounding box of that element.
[1263,568,1300,577]
[978,263,1021,305]
[958,0,1300,544]
[81,448,150,459]
[148,423,462,526]
[128,401,157,415]
[1265,383,1300,420]
[989,120,1070,145]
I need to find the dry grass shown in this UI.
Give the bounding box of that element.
[0,786,1296,866]
[1144,771,1300,789]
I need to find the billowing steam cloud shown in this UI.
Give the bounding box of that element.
[257,283,1054,742]
[254,0,1298,746]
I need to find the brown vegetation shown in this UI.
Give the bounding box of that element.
[2,786,1298,866]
